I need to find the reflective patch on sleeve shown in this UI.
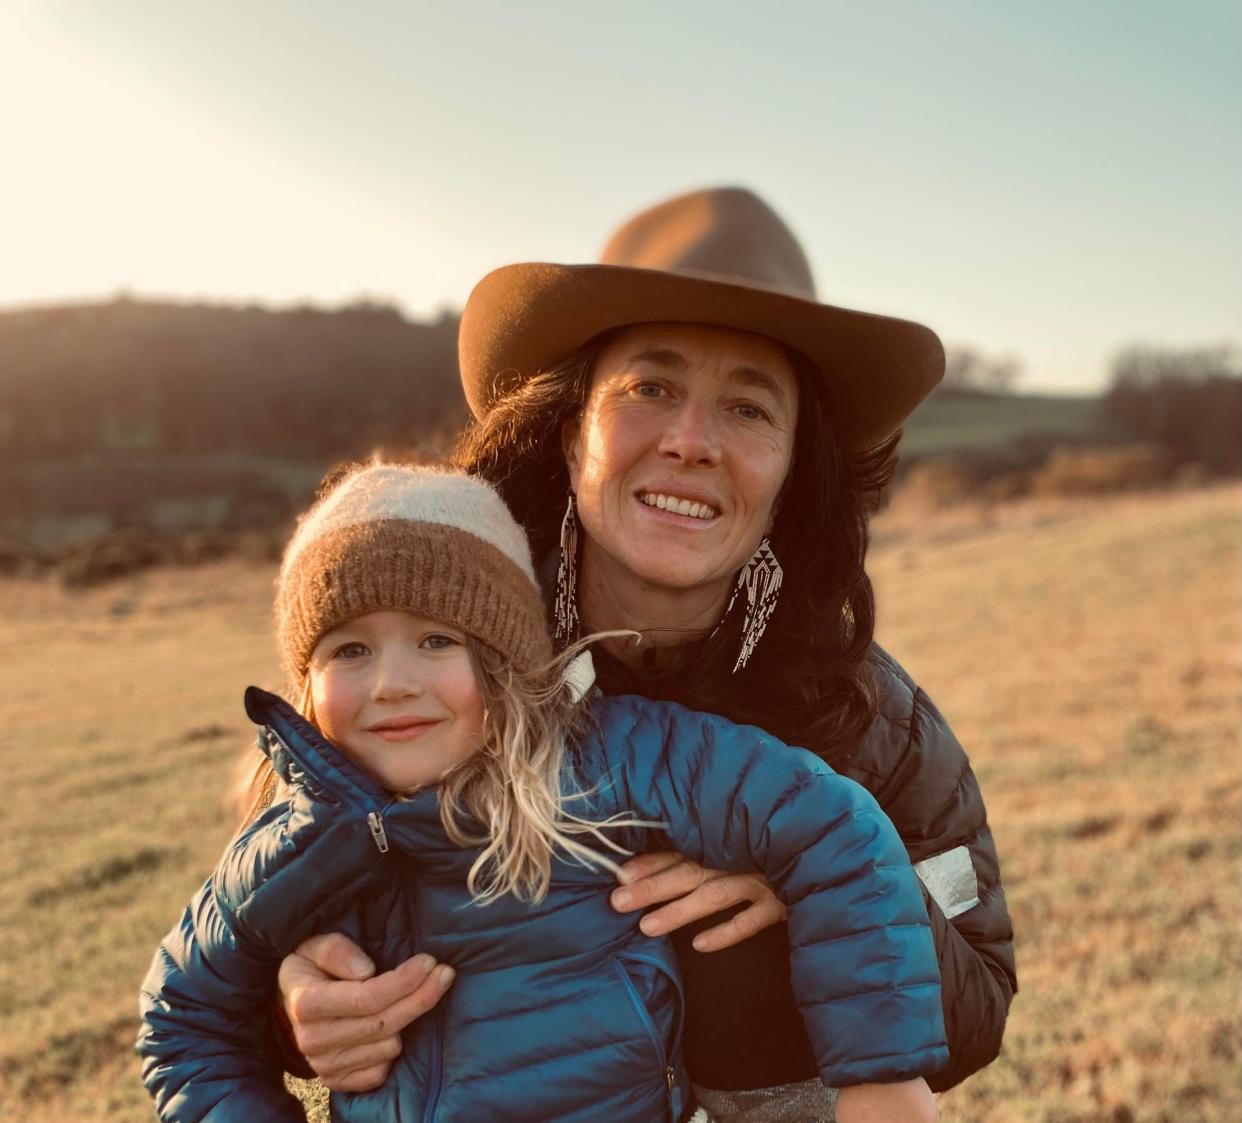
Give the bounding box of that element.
[914,845,980,920]
[562,651,597,702]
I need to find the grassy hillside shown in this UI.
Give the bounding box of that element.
[870,486,1240,1121]
[1,486,1237,1121]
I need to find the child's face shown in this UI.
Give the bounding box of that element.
[308,611,485,794]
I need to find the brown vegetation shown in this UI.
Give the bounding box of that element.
[892,438,1229,511]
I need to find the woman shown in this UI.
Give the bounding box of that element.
[276,187,1016,1120]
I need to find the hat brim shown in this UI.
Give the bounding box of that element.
[458,262,944,453]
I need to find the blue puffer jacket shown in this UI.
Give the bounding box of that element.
[138,687,948,1122]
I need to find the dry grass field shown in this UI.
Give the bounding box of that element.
[0,484,1237,1122]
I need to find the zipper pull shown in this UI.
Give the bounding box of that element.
[666,1066,675,1092]
[367,811,389,854]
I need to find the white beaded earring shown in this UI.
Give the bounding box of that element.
[554,491,580,647]
[721,537,783,673]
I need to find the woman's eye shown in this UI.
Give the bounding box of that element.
[734,402,771,422]
[632,381,666,399]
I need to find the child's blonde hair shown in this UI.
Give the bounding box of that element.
[235,459,644,903]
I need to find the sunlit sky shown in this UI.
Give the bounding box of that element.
[2,1,1238,393]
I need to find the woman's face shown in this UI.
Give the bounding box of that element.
[562,322,798,606]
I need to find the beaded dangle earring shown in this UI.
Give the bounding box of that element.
[721,537,783,673]
[553,491,580,647]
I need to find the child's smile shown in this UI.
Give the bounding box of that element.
[366,714,444,743]
[308,610,485,794]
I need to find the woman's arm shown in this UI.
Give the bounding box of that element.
[839,648,1017,1091]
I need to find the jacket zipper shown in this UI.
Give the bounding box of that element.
[367,810,389,853]
[263,719,393,859]
[618,951,686,1068]
[406,860,442,1123]
[612,954,684,1119]
[422,1004,445,1122]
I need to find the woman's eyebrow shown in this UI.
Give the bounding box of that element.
[628,347,686,369]
[732,366,790,405]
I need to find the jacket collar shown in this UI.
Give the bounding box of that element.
[245,685,402,812]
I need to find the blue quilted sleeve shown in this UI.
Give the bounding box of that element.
[137,876,308,1122]
[137,796,389,1121]
[601,696,949,1087]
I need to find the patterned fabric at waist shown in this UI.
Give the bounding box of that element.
[692,1078,837,1123]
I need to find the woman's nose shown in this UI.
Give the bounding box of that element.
[656,401,721,466]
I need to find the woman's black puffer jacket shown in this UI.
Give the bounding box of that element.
[597,642,1017,1094]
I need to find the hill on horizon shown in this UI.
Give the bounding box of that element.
[0,298,1119,547]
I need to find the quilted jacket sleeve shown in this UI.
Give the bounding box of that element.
[602,698,949,1088]
[837,646,1018,1092]
[137,796,388,1122]
[137,877,308,1123]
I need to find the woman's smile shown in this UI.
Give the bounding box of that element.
[636,489,721,521]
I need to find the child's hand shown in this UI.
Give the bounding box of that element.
[610,851,786,950]
[279,933,454,1091]
[836,1079,938,1123]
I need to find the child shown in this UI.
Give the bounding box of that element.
[138,463,947,1123]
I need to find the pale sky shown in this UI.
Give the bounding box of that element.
[1,0,1237,393]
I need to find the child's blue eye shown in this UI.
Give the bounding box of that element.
[423,633,461,651]
[333,641,370,660]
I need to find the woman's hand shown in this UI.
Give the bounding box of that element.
[610,851,787,951]
[836,1079,938,1123]
[278,933,454,1091]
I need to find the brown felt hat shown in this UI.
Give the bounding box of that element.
[458,186,945,453]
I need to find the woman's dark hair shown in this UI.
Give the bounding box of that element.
[451,331,900,762]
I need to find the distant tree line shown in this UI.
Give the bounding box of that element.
[934,339,1240,479]
[1105,344,1241,475]
[941,345,1022,394]
[0,297,467,464]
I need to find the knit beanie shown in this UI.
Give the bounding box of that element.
[276,463,552,683]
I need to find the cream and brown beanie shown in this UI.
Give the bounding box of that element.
[276,463,552,683]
